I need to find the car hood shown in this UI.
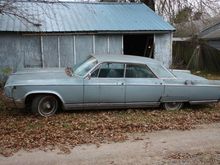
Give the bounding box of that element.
[4,68,80,87]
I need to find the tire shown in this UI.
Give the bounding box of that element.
[31,95,58,117]
[164,102,183,111]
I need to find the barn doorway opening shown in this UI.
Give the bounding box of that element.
[123,34,154,58]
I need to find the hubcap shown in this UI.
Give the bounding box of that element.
[44,102,51,109]
[38,96,58,116]
[164,102,183,111]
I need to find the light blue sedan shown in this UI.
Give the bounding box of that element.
[4,54,220,116]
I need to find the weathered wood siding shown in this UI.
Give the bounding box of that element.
[0,33,123,77]
[154,33,173,67]
[0,32,173,80]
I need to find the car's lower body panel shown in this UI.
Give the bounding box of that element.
[63,102,160,110]
[189,100,219,105]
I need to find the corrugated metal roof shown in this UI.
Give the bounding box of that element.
[0,2,175,33]
[200,29,220,39]
[199,21,220,39]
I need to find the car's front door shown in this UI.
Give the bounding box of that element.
[83,77,100,103]
[125,63,164,105]
[84,62,125,104]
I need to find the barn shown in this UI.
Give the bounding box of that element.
[0,2,174,78]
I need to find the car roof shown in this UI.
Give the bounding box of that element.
[91,54,159,65]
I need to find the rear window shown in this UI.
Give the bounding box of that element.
[148,63,174,79]
[125,64,156,78]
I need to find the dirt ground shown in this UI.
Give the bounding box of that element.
[1,123,220,165]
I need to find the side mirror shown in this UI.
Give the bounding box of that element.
[65,67,73,77]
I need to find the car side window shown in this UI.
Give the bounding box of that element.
[92,63,125,78]
[125,64,156,78]
[91,68,99,77]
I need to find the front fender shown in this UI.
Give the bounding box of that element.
[24,91,65,104]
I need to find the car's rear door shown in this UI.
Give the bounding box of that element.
[125,63,164,105]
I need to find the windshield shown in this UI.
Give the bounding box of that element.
[73,57,98,77]
[148,63,175,79]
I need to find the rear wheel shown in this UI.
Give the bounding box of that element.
[31,95,58,117]
[164,102,183,111]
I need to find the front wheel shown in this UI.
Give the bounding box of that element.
[164,102,183,111]
[31,95,59,117]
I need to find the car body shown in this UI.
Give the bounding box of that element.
[4,54,220,116]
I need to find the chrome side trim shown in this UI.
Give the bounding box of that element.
[63,102,160,110]
[6,83,83,87]
[83,82,162,86]
[189,100,218,105]
[125,83,162,86]
[161,100,188,103]
[123,102,160,107]
[165,84,220,87]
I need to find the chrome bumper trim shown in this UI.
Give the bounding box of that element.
[63,102,160,110]
[189,100,218,105]
[13,99,25,109]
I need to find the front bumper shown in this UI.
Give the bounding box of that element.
[13,99,25,109]
[3,96,25,109]
[4,86,25,109]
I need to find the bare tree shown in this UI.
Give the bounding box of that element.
[154,0,220,37]
[2,0,219,28]
[99,0,219,20]
[99,0,155,10]
[0,0,61,25]
[156,0,220,23]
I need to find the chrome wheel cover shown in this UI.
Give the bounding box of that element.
[38,96,58,116]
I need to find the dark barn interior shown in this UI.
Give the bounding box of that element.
[123,34,154,58]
